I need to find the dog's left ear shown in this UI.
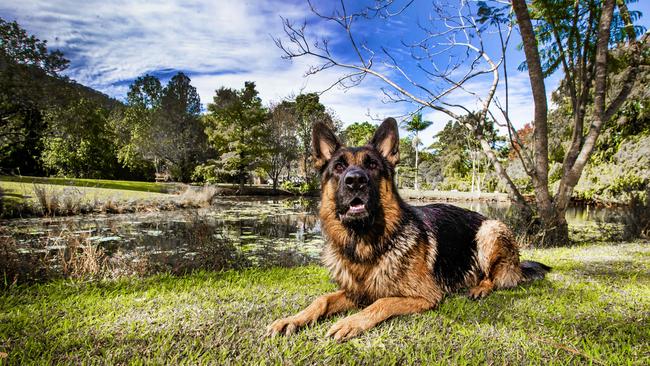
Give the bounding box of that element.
[370,117,400,166]
[312,121,341,170]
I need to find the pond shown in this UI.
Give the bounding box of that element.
[0,196,620,283]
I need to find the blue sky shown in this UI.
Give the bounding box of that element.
[2,0,648,146]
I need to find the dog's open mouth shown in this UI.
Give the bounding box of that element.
[346,197,366,215]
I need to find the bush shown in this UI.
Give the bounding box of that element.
[280,179,318,195]
[512,177,534,194]
[608,174,646,196]
[572,189,596,202]
[548,162,563,184]
[437,177,471,192]
[192,163,219,184]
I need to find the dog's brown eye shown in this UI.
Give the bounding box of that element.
[334,162,345,173]
[368,161,378,170]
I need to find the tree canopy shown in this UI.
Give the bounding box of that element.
[115,72,207,182]
[343,121,376,147]
[202,82,268,189]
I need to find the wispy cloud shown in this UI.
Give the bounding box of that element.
[0,0,402,123]
[0,0,564,146]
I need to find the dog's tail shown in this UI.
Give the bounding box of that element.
[520,260,551,281]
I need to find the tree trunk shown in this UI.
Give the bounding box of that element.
[471,151,476,193]
[512,0,567,245]
[302,152,310,181]
[415,132,419,190]
[511,3,554,198]
[540,206,570,247]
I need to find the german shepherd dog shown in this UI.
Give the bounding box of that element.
[267,118,550,341]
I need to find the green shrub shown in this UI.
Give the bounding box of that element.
[512,177,534,194]
[280,179,318,195]
[192,163,219,184]
[437,177,471,192]
[548,162,563,184]
[572,188,597,202]
[608,174,646,196]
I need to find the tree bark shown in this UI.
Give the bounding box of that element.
[511,0,558,245]
[414,131,419,190]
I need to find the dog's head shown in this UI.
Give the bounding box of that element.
[313,118,401,232]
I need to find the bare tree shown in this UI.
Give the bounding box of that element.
[276,1,522,201]
[275,0,641,245]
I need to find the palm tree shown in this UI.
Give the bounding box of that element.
[403,113,433,190]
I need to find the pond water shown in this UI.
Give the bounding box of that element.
[1,196,620,280]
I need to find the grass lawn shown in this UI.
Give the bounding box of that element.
[1,241,648,365]
[0,176,174,194]
[0,180,171,206]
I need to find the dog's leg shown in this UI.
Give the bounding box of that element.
[470,220,523,299]
[326,296,436,341]
[266,290,355,337]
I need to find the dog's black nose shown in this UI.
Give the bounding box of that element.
[344,169,368,190]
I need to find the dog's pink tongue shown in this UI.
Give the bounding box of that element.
[348,204,366,214]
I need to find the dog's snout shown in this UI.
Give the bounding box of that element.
[344,169,368,190]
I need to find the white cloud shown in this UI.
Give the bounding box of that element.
[1,0,405,125]
[1,0,557,147]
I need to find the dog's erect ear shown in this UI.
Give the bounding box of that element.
[312,122,341,169]
[370,117,400,166]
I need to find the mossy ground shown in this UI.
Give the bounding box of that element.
[0,241,648,365]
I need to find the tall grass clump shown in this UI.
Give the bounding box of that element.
[33,183,59,216]
[100,197,122,213]
[32,184,90,216]
[58,234,107,279]
[60,187,84,214]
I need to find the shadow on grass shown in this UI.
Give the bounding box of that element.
[569,259,650,282]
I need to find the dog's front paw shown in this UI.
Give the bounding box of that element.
[266,317,304,337]
[326,314,373,341]
[468,279,494,299]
